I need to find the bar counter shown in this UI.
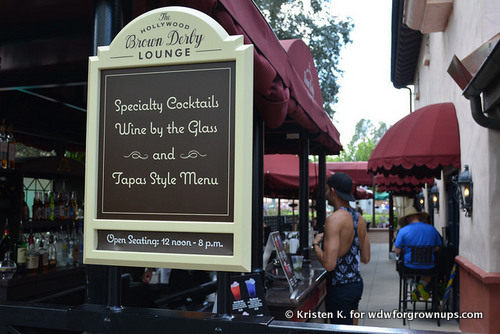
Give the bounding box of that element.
[0,266,85,304]
[265,255,327,321]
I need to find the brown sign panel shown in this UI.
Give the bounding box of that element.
[97,230,233,256]
[97,62,235,221]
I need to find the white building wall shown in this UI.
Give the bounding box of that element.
[411,0,500,272]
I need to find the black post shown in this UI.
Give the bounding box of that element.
[389,192,394,253]
[88,0,126,307]
[299,129,310,261]
[372,181,376,230]
[108,266,122,310]
[93,0,125,54]
[316,150,326,233]
[252,115,264,277]
[216,271,231,315]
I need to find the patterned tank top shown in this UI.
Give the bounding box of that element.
[327,206,362,286]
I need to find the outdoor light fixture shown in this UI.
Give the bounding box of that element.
[417,191,425,210]
[430,184,439,212]
[453,165,473,217]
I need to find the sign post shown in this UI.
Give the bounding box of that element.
[85,6,253,272]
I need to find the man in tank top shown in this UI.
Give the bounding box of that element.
[312,173,370,325]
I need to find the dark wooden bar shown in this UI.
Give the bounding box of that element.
[0,266,85,304]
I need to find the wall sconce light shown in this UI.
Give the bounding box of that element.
[417,191,425,210]
[453,165,473,217]
[430,184,439,212]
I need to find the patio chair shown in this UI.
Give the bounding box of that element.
[397,245,440,326]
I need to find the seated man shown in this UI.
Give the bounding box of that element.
[393,206,442,300]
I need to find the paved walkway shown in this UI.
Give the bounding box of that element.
[356,231,462,332]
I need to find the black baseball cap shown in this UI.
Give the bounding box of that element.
[327,173,355,202]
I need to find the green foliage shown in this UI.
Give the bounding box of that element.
[254,0,353,117]
[331,119,387,162]
[350,119,387,147]
[15,143,54,158]
[64,151,85,164]
[363,213,394,228]
[14,143,85,165]
[354,138,375,161]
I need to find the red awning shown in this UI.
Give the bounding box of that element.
[213,0,290,129]
[376,184,422,194]
[324,161,373,186]
[211,1,343,154]
[264,155,372,199]
[264,154,318,199]
[374,174,433,194]
[354,187,373,200]
[281,39,342,153]
[368,103,460,179]
[374,174,434,187]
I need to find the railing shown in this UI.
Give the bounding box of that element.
[0,302,454,334]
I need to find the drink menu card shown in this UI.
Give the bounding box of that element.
[268,231,299,292]
[230,273,269,316]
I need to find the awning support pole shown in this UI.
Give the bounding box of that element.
[389,193,394,254]
[216,271,231,315]
[88,0,127,308]
[252,113,265,279]
[299,128,310,262]
[107,266,122,311]
[316,150,326,233]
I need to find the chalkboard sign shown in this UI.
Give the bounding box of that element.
[84,6,253,272]
[97,62,235,221]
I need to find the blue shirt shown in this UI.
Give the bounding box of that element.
[394,222,442,269]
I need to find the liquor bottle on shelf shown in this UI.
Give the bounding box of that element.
[64,193,70,220]
[32,192,39,221]
[66,229,74,267]
[22,192,30,222]
[48,233,57,268]
[38,233,49,271]
[58,192,66,220]
[70,223,79,266]
[55,227,68,267]
[78,201,84,220]
[43,192,49,220]
[26,230,38,273]
[77,221,84,264]
[7,122,15,170]
[69,191,78,220]
[53,192,60,220]
[0,219,11,257]
[0,251,17,280]
[14,220,27,273]
[49,192,55,221]
[31,192,39,221]
[36,192,44,220]
[0,119,7,169]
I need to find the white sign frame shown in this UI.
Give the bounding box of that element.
[85,6,253,272]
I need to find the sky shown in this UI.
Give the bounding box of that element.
[328,0,411,147]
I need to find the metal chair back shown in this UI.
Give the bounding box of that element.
[409,245,434,266]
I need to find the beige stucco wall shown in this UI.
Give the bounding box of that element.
[411,0,500,272]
